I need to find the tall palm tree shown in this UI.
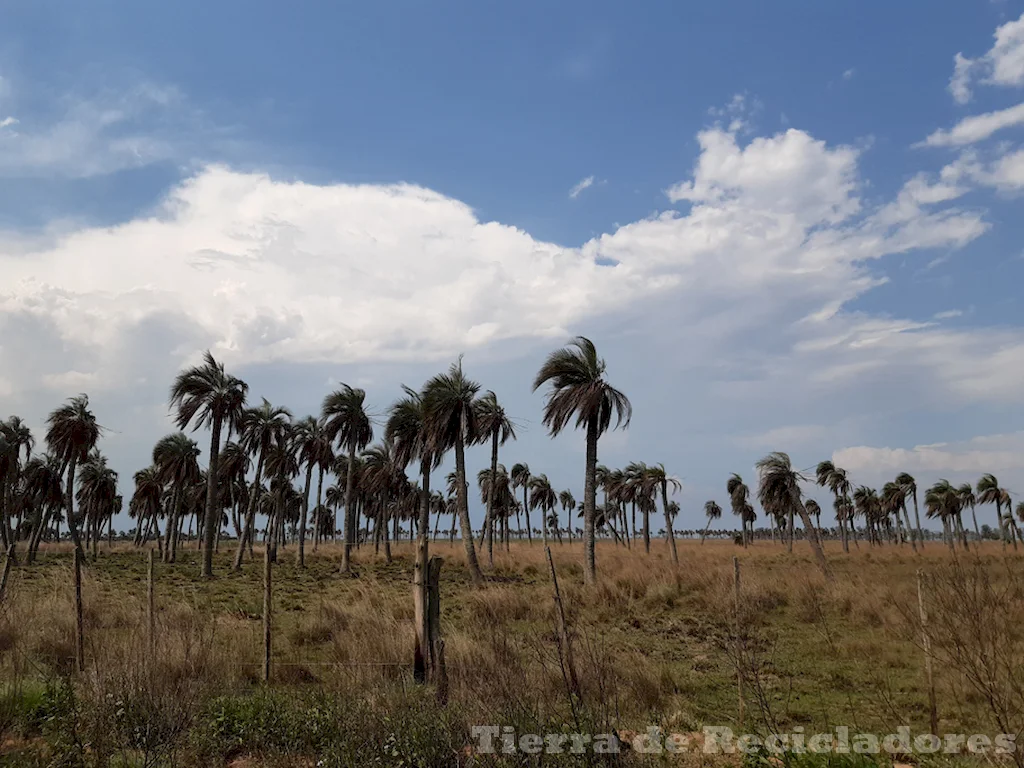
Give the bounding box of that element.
[529,475,558,544]
[423,360,483,584]
[292,416,330,567]
[624,463,650,552]
[169,351,249,577]
[1000,487,1020,550]
[757,452,831,579]
[45,395,101,560]
[957,483,980,542]
[473,391,516,566]
[322,385,373,573]
[977,474,1006,546]
[76,450,118,559]
[881,482,910,547]
[510,463,533,545]
[24,453,64,562]
[834,495,854,547]
[853,486,882,545]
[645,464,681,564]
[362,440,401,562]
[816,461,852,553]
[559,490,576,543]
[130,465,164,547]
[233,399,291,570]
[1,416,34,549]
[701,500,722,543]
[533,337,630,583]
[153,433,201,563]
[217,442,250,540]
[262,425,299,561]
[478,464,514,549]
[896,472,923,549]
[726,474,751,547]
[925,479,962,553]
[387,385,439,579]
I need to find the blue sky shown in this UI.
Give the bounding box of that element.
[2,1,1024,532]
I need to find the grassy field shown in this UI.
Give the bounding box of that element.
[0,538,1021,766]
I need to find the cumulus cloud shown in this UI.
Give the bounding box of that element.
[835,432,1024,476]
[947,12,1024,103]
[921,102,1024,146]
[568,175,595,199]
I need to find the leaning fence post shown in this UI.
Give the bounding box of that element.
[917,569,939,735]
[546,547,580,702]
[263,547,272,683]
[734,556,744,728]
[147,549,156,656]
[74,548,85,673]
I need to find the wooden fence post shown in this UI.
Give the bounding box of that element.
[546,547,580,702]
[263,547,272,683]
[917,569,939,734]
[734,556,744,728]
[0,545,14,605]
[74,548,85,673]
[147,549,156,657]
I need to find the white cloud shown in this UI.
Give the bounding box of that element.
[843,68,856,81]
[835,432,1024,476]
[0,79,200,178]
[922,102,1024,146]
[933,309,963,319]
[947,12,1024,103]
[568,175,595,199]
[666,127,861,225]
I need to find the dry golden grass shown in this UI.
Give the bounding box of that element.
[0,537,1020,765]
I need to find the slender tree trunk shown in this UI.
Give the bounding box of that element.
[797,504,832,581]
[642,503,650,554]
[484,432,498,567]
[298,463,312,567]
[454,436,483,584]
[341,442,356,572]
[970,505,980,543]
[200,414,223,577]
[701,519,711,543]
[912,491,924,549]
[582,417,599,585]
[64,456,86,561]
[787,508,795,553]
[523,488,532,544]
[233,453,265,571]
[661,480,678,565]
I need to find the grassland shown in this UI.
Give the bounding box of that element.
[0,539,1020,766]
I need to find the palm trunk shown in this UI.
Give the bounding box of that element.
[582,416,599,585]
[65,456,85,561]
[200,414,223,577]
[701,519,711,544]
[911,491,924,549]
[523,488,532,544]
[485,432,498,567]
[233,452,265,571]
[454,436,483,584]
[797,504,832,580]
[661,479,678,565]
[297,463,313,567]
[970,505,980,543]
[642,503,650,554]
[787,509,795,553]
[341,443,356,572]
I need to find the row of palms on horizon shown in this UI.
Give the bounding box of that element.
[2,336,1022,583]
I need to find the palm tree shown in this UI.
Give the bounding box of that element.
[24,453,64,562]
[529,475,558,544]
[853,486,882,544]
[881,482,910,547]
[895,472,923,549]
[363,440,401,562]
[925,480,962,553]
[533,337,630,583]
[645,464,681,563]
[322,385,373,573]
[834,495,854,547]
[130,465,164,547]
[559,490,576,543]
[977,474,1006,547]
[153,433,201,563]
[292,416,330,567]
[478,464,514,550]
[957,483,980,542]
[217,442,251,541]
[76,450,118,559]
[726,474,753,546]
[169,351,249,577]
[45,395,101,560]
[816,461,852,553]
[263,425,299,560]
[510,463,533,545]
[473,391,516,567]
[701,500,721,543]
[624,463,650,552]
[233,399,291,570]
[423,360,483,584]
[757,452,831,579]
[1,416,34,549]
[1000,487,1020,550]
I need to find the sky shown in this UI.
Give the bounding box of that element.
[2,1,1024,533]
